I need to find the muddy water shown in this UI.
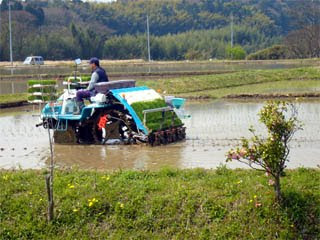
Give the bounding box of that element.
[0,100,319,170]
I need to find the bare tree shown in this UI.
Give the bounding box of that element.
[285,0,320,58]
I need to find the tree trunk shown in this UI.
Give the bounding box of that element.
[274,175,282,203]
[46,174,54,221]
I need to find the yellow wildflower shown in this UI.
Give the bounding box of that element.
[249,199,253,203]
[73,208,79,212]
[88,198,98,207]
[67,183,75,189]
[101,176,110,181]
[254,195,257,199]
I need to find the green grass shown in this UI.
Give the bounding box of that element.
[0,93,28,104]
[0,168,319,239]
[2,67,320,106]
[27,80,57,86]
[64,75,91,82]
[181,80,320,99]
[131,99,182,131]
[137,67,320,98]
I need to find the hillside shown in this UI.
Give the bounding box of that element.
[0,0,316,60]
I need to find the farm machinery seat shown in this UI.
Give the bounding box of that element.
[95,80,136,94]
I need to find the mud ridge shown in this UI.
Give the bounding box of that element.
[224,92,320,99]
[0,101,28,109]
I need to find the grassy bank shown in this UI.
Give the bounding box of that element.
[1,168,319,239]
[0,93,27,104]
[137,67,320,99]
[1,67,320,108]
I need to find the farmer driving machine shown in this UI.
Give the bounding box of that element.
[38,79,188,146]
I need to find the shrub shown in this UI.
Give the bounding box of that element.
[247,45,288,60]
[226,101,302,202]
[226,45,246,60]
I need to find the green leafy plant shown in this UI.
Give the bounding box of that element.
[247,45,288,60]
[226,45,246,60]
[226,101,302,202]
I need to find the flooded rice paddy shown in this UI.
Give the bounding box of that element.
[0,100,319,170]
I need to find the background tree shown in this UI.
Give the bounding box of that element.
[225,45,246,60]
[0,0,318,60]
[247,45,288,60]
[226,101,303,202]
[284,0,320,58]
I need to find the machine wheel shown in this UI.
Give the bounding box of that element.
[53,127,78,144]
[91,110,134,144]
[148,126,186,146]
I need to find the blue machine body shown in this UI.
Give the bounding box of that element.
[40,81,188,145]
[41,86,157,135]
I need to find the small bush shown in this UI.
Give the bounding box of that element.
[247,45,288,60]
[226,45,246,60]
[227,101,303,202]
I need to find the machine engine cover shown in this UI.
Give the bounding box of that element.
[91,93,106,104]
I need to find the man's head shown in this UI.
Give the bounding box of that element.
[89,57,100,71]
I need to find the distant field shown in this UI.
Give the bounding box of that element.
[0,59,318,77]
[1,66,320,106]
[138,67,320,99]
[0,58,318,67]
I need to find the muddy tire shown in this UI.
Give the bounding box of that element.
[91,110,121,144]
[148,126,186,146]
[53,127,78,144]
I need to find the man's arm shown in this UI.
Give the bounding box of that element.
[87,72,99,91]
